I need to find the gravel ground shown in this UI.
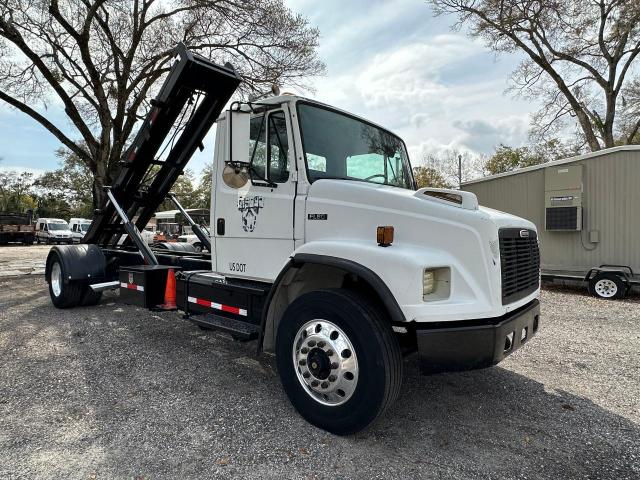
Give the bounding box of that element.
[0,245,49,276]
[0,275,638,480]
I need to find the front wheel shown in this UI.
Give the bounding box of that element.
[193,243,202,253]
[276,289,402,435]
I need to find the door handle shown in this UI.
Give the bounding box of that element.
[216,218,225,236]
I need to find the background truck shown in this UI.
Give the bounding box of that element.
[0,210,34,245]
[35,218,73,244]
[44,44,541,435]
[69,218,92,243]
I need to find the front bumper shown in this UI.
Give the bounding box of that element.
[415,299,540,374]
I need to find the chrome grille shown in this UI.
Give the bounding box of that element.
[499,228,540,304]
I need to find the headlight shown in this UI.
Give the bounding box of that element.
[423,267,451,301]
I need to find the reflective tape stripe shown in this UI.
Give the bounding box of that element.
[120,282,144,292]
[187,296,247,316]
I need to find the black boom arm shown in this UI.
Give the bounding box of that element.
[84,43,241,247]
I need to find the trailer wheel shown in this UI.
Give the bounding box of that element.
[48,255,84,308]
[276,289,402,435]
[589,273,627,299]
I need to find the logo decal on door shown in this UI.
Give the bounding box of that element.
[238,196,264,232]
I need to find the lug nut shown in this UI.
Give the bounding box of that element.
[317,341,326,348]
[326,349,334,356]
[299,359,306,366]
[328,375,336,382]
[330,362,338,369]
[301,347,309,354]
[321,382,329,389]
[303,372,310,379]
[308,340,316,347]
[311,380,319,387]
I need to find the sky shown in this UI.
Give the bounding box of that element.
[0,0,536,178]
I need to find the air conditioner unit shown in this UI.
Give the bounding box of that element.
[544,165,582,231]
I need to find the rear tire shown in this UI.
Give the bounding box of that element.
[276,289,402,435]
[48,254,84,308]
[589,272,626,299]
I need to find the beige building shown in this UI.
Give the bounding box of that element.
[462,145,640,298]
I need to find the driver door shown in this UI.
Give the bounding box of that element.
[214,106,296,281]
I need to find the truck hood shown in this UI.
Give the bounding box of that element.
[307,179,535,231]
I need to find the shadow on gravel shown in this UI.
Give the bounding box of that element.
[366,358,640,478]
[1,291,638,479]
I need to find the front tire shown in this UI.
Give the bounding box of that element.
[276,289,402,435]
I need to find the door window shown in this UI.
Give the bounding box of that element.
[248,110,289,184]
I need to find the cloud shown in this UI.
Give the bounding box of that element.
[285,0,539,162]
[453,116,530,152]
[0,165,46,177]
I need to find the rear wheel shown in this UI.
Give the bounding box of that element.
[589,272,626,299]
[48,255,84,308]
[276,289,402,435]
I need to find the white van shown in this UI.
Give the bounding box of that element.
[69,218,92,243]
[35,218,73,244]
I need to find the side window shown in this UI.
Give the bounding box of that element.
[267,111,289,182]
[248,110,289,184]
[249,114,267,179]
[306,153,327,173]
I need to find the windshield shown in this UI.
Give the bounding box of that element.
[297,103,414,189]
[48,223,68,231]
[80,223,91,232]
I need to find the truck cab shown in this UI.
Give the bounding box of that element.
[44,47,540,435]
[214,96,539,325]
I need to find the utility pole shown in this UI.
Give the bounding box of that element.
[457,154,462,189]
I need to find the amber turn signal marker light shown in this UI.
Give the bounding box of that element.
[377,226,394,247]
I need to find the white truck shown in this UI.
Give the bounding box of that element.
[45,45,540,435]
[69,218,92,243]
[36,218,73,244]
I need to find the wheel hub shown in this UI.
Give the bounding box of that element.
[51,262,62,297]
[595,279,617,298]
[292,319,359,406]
[307,348,331,380]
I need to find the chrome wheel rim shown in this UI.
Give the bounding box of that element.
[595,279,617,298]
[292,319,359,406]
[51,262,62,297]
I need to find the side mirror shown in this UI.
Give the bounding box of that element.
[223,109,251,188]
[226,109,250,165]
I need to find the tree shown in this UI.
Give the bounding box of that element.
[420,148,485,187]
[0,170,37,212]
[484,144,544,175]
[34,148,94,217]
[413,166,452,189]
[0,0,324,208]
[195,163,214,209]
[430,1,640,151]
